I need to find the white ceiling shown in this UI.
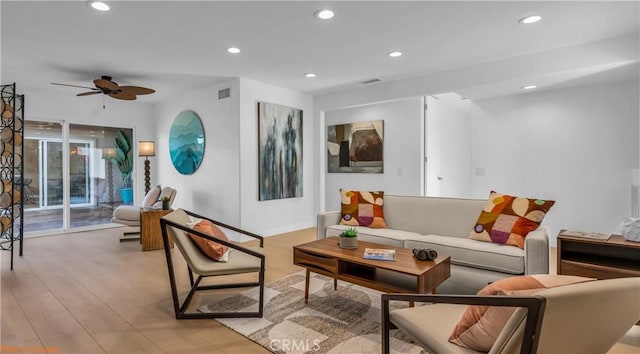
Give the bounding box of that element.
[1,1,638,103]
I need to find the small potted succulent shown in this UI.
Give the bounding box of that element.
[339,227,358,249]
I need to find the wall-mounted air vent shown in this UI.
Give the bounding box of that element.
[361,78,381,85]
[218,88,230,99]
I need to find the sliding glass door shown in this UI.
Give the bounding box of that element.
[24,121,134,233]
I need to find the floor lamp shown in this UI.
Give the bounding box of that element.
[138,141,155,194]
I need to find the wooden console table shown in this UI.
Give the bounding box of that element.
[141,209,174,251]
[557,232,640,279]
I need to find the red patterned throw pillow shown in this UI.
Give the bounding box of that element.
[469,191,555,249]
[339,189,386,228]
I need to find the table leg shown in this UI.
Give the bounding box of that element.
[305,268,310,304]
[409,301,415,307]
[334,278,337,290]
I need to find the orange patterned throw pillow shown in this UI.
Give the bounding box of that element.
[339,189,386,228]
[449,274,594,351]
[188,220,230,262]
[469,191,555,249]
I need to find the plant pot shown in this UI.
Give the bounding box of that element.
[339,236,358,249]
[119,187,133,205]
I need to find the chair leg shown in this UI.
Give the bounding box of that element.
[258,262,266,317]
[381,295,396,354]
[188,267,194,287]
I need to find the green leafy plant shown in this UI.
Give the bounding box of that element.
[108,129,133,188]
[340,227,358,238]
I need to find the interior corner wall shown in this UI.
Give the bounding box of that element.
[323,97,424,210]
[153,79,241,226]
[238,78,314,236]
[469,80,639,246]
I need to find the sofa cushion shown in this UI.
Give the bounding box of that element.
[404,234,525,274]
[449,274,594,352]
[326,225,420,248]
[339,189,387,228]
[383,195,486,237]
[469,191,555,249]
[142,185,161,208]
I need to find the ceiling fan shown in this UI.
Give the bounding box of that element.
[52,75,155,101]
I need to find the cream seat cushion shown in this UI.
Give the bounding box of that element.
[390,304,477,354]
[405,235,525,274]
[163,209,263,276]
[326,224,422,247]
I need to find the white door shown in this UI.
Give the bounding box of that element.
[424,93,472,198]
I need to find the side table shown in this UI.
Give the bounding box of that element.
[557,232,640,279]
[141,209,174,251]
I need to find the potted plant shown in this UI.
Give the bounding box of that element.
[339,227,358,249]
[107,129,133,204]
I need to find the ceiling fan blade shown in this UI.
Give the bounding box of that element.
[109,91,136,100]
[94,78,118,91]
[119,86,155,95]
[77,91,101,96]
[52,82,98,90]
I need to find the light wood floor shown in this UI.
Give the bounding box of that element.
[1,228,638,353]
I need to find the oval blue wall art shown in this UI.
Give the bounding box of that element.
[169,110,205,175]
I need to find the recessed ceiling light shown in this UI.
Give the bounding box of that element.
[522,85,537,90]
[89,1,110,11]
[227,47,241,54]
[519,15,542,24]
[388,51,403,58]
[315,9,335,20]
[304,73,317,78]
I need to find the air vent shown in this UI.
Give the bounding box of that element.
[361,78,381,85]
[218,88,230,99]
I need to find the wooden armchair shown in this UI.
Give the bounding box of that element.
[382,277,640,353]
[160,208,265,319]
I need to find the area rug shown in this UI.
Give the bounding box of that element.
[199,272,426,353]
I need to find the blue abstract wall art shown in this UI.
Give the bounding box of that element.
[258,102,303,201]
[169,110,205,175]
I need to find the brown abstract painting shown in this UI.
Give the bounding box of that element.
[327,120,383,173]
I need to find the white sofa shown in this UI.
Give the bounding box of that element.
[317,194,550,294]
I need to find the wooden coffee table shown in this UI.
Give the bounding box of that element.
[293,237,450,303]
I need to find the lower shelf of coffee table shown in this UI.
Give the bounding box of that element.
[295,249,426,293]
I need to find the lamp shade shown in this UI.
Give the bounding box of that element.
[138,141,155,157]
[102,147,116,159]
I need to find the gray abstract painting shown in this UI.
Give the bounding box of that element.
[258,102,303,201]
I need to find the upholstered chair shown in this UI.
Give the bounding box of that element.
[112,186,177,236]
[382,277,640,354]
[160,208,266,318]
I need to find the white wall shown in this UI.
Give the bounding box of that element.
[470,80,639,245]
[324,97,424,210]
[25,88,155,204]
[154,79,242,226]
[238,78,314,236]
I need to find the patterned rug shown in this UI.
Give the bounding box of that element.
[199,272,426,353]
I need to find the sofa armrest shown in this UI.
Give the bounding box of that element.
[317,211,341,239]
[524,226,550,275]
